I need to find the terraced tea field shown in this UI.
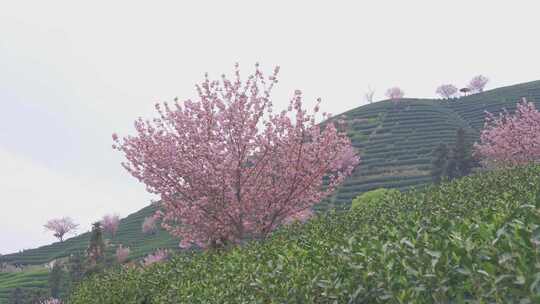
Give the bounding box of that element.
[323,80,540,209]
[2,80,540,303]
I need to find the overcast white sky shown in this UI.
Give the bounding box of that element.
[1,0,540,254]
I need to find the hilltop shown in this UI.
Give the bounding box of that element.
[324,80,540,209]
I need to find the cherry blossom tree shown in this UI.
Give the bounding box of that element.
[474,98,540,167]
[468,75,489,93]
[113,64,359,249]
[142,216,158,235]
[115,245,130,264]
[101,214,120,238]
[44,217,78,242]
[385,87,404,100]
[436,84,458,99]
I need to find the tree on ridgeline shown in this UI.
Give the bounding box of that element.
[101,214,120,238]
[385,86,404,101]
[436,84,458,99]
[468,75,489,93]
[44,217,78,242]
[364,86,375,103]
[474,98,540,167]
[113,64,359,250]
[459,87,471,96]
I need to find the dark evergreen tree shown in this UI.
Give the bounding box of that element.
[8,287,48,304]
[431,143,449,184]
[432,128,480,184]
[453,128,471,177]
[86,222,106,275]
[48,261,68,299]
[7,287,23,304]
[67,251,85,288]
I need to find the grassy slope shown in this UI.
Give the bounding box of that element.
[1,80,540,303]
[323,80,540,209]
[0,269,49,303]
[0,205,179,303]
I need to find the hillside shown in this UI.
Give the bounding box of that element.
[2,80,540,303]
[0,205,178,303]
[0,205,178,267]
[70,165,540,303]
[323,80,540,209]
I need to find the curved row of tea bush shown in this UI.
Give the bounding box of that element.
[70,165,540,303]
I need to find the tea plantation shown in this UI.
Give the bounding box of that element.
[2,80,540,303]
[324,80,540,210]
[0,204,179,303]
[0,270,49,303]
[70,165,540,303]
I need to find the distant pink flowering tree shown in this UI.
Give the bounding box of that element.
[385,87,404,100]
[468,75,489,93]
[113,64,359,249]
[115,244,130,264]
[101,214,120,238]
[436,84,458,99]
[474,99,540,167]
[44,217,78,242]
[142,216,158,235]
[142,249,169,267]
[39,298,62,304]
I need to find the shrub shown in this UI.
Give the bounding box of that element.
[350,188,399,210]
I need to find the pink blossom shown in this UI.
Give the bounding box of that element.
[39,298,62,304]
[142,216,158,235]
[468,75,489,93]
[385,87,404,100]
[101,214,120,237]
[436,84,458,99]
[44,217,78,242]
[116,244,130,264]
[142,249,169,266]
[474,98,540,167]
[113,64,359,249]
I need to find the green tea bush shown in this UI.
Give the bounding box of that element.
[351,188,400,210]
[70,165,540,303]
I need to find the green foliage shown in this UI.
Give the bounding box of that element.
[326,81,540,209]
[7,286,48,304]
[351,188,399,210]
[431,143,449,184]
[431,128,477,184]
[86,222,106,275]
[0,270,49,304]
[70,165,540,303]
[47,262,68,299]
